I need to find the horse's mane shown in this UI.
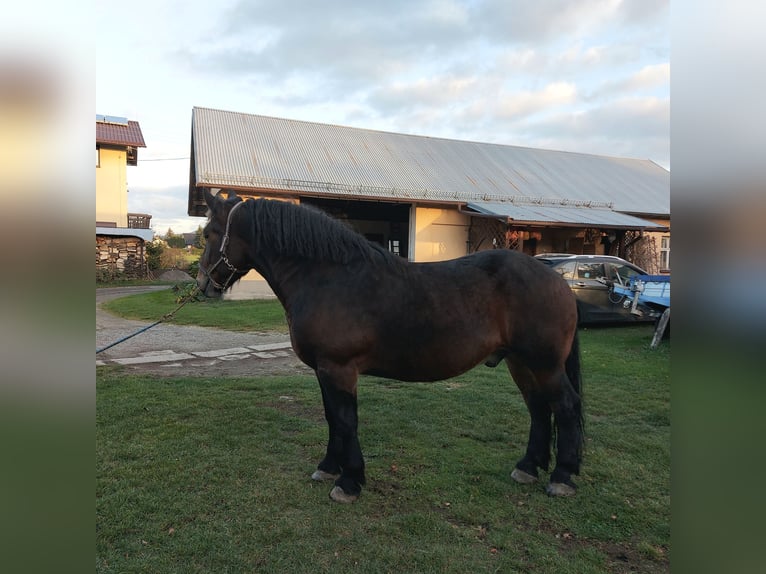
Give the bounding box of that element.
[247,199,398,266]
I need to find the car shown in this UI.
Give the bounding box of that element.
[534,253,661,325]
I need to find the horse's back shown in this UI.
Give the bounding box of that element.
[407,249,577,368]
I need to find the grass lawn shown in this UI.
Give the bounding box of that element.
[97,325,669,573]
[101,286,289,333]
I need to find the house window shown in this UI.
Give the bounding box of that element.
[96,145,100,167]
[660,236,670,271]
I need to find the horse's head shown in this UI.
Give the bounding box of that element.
[197,190,251,298]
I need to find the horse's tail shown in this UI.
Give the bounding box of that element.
[565,329,582,397]
[565,330,585,465]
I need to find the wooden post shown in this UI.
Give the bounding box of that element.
[650,308,670,349]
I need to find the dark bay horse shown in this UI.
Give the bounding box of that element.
[197,191,584,503]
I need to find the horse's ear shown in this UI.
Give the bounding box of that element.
[227,190,239,201]
[203,189,219,211]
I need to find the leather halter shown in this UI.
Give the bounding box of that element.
[199,199,248,292]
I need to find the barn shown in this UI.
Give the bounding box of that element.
[187,107,669,297]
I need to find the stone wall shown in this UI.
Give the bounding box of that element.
[96,235,148,279]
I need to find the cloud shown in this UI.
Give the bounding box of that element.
[521,95,669,165]
[127,184,204,233]
[475,0,617,43]
[180,0,472,95]
[626,62,670,90]
[111,0,669,234]
[496,81,578,119]
[151,216,203,235]
[368,75,479,112]
[590,62,669,99]
[616,0,670,26]
[180,0,667,96]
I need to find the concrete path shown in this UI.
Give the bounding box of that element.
[96,284,310,377]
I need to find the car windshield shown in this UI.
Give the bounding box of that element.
[609,263,644,284]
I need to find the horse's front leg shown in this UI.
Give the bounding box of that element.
[313,363,365,503]
[311,381,342,482]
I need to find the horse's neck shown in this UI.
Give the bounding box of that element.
[249,250,317,309]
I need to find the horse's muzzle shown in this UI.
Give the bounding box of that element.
[196,272,223,299]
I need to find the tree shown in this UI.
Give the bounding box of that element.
[146,240,164,271]
[164,228,186,249]
[193,225,206,249]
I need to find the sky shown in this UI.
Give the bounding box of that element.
[96,0,669,235]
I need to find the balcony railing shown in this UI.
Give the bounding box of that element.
[128,213,152,229]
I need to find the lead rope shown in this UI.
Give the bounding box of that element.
[96,285,201,354]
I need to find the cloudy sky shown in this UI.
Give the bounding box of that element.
[96,0,669,235]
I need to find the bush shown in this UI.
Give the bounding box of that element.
[160,247,190,269]
[171,281,204,303]
[96,268,121,283]
[187,258,200,278]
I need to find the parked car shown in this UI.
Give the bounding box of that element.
[534,253,661,325]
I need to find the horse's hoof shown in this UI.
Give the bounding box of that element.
[546,482,577,497]
[511,468,538,484]
[311,469,340,482]
[329,486,359,504]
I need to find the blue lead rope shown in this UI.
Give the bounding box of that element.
[96,285,200,354]
[96,319,164,354]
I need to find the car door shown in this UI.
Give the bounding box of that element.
[572,261,613,322]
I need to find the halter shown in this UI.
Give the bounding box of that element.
[199,199,248,292]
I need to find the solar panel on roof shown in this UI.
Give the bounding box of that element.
[96,114,129,125]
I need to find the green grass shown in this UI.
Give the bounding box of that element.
[96,278,178,288]
[102,287,289,332]
[97,325,669,573]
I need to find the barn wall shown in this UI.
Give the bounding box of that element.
[412,207,470,262]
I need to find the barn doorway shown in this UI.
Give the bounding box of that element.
[301,197,411,259]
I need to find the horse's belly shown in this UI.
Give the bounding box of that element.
[364,343,494,382]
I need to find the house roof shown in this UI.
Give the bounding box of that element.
[96,227,153,242]
[96,116,146,148]
[188,106,669,220]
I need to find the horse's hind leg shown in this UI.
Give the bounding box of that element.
[314,364,366,503]
[506,360,553,484]
[546,370,583,497]
[507,360,582,496]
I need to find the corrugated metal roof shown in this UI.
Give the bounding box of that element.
[189,106,668,218]
[96,119,146,147]
[466,201,667,230]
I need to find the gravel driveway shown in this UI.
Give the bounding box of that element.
[96,286,311,378]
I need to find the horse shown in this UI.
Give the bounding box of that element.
[197,190,584,503]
